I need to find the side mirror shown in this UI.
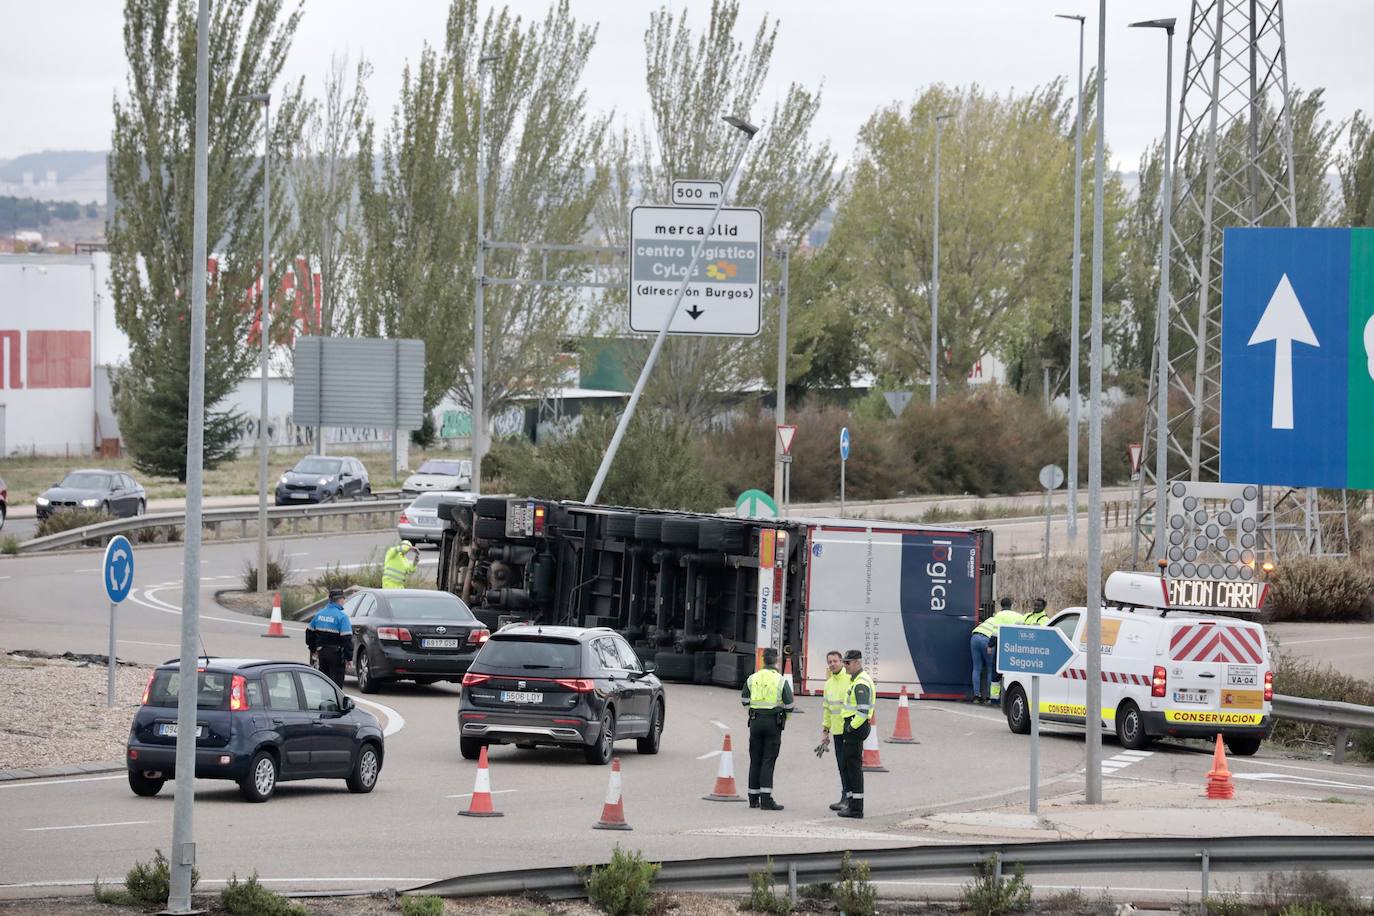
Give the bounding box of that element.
[340,697,354,713]
[641,661,657,674]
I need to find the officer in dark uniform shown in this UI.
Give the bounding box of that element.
[740,648,794,811]
[306,587,353,687]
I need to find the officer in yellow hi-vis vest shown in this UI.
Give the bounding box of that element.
[383,540,419,589]
[1023,597,1049,625]
[971,601,1024,703]
[819,650,852,811]
[836,649,875,818]
[740,648,794,810]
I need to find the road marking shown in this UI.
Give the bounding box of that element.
[1283,635,1374,646]
[1232,771,1374,792]
[1228,757,1374,782]
[696,750,724,760]
[348,694,405,738]
[118,639,179,648]
[0,775,124,790]
[1098,749,1153,776]
[74,568,100,573]
[710,720,730,731]
[25,820,150,832]
[445,788,517,799]
[129,586,306,633]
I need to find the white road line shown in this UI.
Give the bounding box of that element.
[1229,757,1374,781]
[710,720,730,731]
[1119,750,1151,757]
[445,788,517,799]
[25,820,150,832]
[1232,772,1374,792]
[0,775,124,790]
[73,568,100,573]
[118,639,179,648]
[131,585,305,632]
[1283,635,1374,646]
[348,694,405,738]
[696,750,724,760]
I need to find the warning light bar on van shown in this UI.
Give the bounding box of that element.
[1104,571,1268,613]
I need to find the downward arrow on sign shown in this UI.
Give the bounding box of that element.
[1247,273,1318,430]
[686,305,704,320]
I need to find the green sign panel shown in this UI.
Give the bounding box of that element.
[734,488,778,520]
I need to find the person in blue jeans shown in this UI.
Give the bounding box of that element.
[970,598,1022,703]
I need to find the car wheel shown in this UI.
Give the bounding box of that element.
[459,737,484,761]
[128,770,164,797]
[363,484,372,497]
[1225,736,1262,757]
[135,500,146,517]
[238,750,278,802]
[584,710,615,765]
[1005,685,1031,735]
[636,699,664,755]
[356,650,382,694]
[1115,701,1152,751]
[0,502,6,530]
[346,743,382,793]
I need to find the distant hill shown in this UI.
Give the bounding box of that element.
[0,150,108,204]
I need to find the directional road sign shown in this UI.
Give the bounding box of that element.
[671,179,724,208]
[1221,227,1374,487]
[839,427,850,461]
[735,488,778,520]
[628,205,763,337]
[1038,464,1064,490]
[103,535,134,604]
[996,624,1076,678]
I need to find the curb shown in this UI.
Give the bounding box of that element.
[0,760,124,782]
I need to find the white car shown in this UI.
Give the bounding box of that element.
[401,459,472,494]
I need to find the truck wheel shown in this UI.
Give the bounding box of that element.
[1005,685,1031,735]
[1115,701,1152,750]
[475,496,508,519]
[697,519,725,550]
[719,521,746,552]
[653,651,695,681]
[474,516,505,540]
[634,515,668,541]
[605,511,638,539]
[661,518,700,546]
[1224,736,1262,757]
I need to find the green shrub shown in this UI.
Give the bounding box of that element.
[742,858,793,913]
[312,558,384,592]
[124,849,199,907]
[280,586,323,619]
[1262,870,1361,915]
[959,856,1032,916]
[35,507,110,538]
[0,535,18,555]
[166,524,183,542]
[579,845,660,916]
[833,852,877,916]
[221,872,309,915]
[399,895,445,916]
[1265,557,1374,622]
[241,552,293,592]
[1279,905,1337,916]
[1270,653,1374,759]
[92,876,130,905]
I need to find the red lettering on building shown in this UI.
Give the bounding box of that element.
[0,330,20,389]
[26,330,92,389]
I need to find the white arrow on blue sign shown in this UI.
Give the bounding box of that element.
[103,535,135,604]
[996,625,1075,678]
[839,426,850,461]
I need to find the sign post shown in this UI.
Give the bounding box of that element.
[1038,464,1065,561]
[102,535,135,707]
[997,624,1076,814]
[839,427,851,517]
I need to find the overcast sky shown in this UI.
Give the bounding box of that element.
[2,0,1370,170]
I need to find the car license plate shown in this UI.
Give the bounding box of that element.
[1173,690,1208,704]
[1226,664,1259,687]
[290,492,309,499]
[158,724,203,737]
[500,690,543,704]
[421,638,460,649]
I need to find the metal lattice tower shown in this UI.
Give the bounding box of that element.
[1134,0,1305,565]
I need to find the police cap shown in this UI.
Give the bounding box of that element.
[762,648,779,666]
[843,649,862,661]
[328,587,346,601]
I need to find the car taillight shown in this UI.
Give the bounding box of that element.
[1151,665,1167,698]
[466,628,490,645]
[378,626,413,641]
[398,512,410,525]
[229,674,249,711]
[1263,670,1273,702]
[461,672,492,687]
[555,678,596,693]
[534,505,546,536]
[141,672,154,705]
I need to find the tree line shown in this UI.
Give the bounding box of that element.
[107,0,1374,481]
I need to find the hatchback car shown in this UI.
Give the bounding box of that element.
[347,588,490,692]
[401,458,472,494]
[458,625,664,764]
[36,469,145,519]
[274,455,370,505]
[398,491,475,546]
[126,658,384,802]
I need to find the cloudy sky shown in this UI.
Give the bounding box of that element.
[2,0,1370,169]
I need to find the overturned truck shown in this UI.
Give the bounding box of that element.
[437,497,996,697]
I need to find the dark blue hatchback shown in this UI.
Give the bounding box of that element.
[126,658,384,802]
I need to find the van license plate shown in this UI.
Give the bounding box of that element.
[500,691,543,704]
[421,638,460,649]
[1226,665,1258,687]
[1173,690,1208,704]
[158,724,203,737]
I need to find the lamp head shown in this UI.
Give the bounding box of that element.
[1130,17,1177,33]
[1054,13,1086,23]
[234,92,270,104]
[722,115,759,138]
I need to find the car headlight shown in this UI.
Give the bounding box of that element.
[36,496,49,506]
[318,477,330,486]
[80,498,100,508]
[278,474,288,484]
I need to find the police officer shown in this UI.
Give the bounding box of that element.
[971,600,1024,703]
[307,587,354,687]
[741,648,794,810]
[819,650,852,811]
[383,540,419,589]
[1023,597,1049,625]
[836,649,875,818]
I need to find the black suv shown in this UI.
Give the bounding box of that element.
[127,658,384,802]
[458,626,664,765]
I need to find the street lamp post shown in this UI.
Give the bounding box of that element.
[472,52,500,496]
[1056,12,1086,542]
[1130,17,1178,565]
[931,112,953,405]
[236,90,271,594]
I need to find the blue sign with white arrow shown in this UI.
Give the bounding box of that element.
[103,535,135,604]
[996,625,1075,678]
[839,426,850,461]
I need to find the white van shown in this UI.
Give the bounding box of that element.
[1000,571,1273,756]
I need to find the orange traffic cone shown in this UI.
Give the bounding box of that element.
[885,686,919,744]
[594,757,632,830]
[458,746,504,817]
[261,592,289,638]
[861,711,889,772]
[703,734,744,802]
[1205,735,1235,800]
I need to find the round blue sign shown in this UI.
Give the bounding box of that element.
[103,535,135,604]
[840,426,851,461]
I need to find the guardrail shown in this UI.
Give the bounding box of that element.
[1273,694,1374,765]
[413,835,1374,903]
[16,493,410,554]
